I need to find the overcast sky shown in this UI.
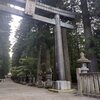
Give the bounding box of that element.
[9,4,24,58]
[9,15,22,58]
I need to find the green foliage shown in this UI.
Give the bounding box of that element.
[12,14,54,80]
[11,57,37,77]
[12,18,35,66]
[20,57,37,74]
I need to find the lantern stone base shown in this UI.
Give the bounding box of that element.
[53,80,71,90]
[45,80,53,88]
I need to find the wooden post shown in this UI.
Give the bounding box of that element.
[55,14,65,80]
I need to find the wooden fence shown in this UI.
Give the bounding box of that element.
[77,69,100,97]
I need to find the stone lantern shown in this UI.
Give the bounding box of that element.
[28,74,33,86]
[77,52,91,73]
[37,71,44,87]
[45,68,52,88]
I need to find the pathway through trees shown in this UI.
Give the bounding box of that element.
[0,79,98,100]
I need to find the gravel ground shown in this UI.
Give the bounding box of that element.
[0,79,99,100]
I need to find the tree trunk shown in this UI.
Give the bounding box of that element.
[36,46,42,82]
[80,0,97,71]
[46,48,50,71]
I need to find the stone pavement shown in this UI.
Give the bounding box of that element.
[0,79,99,100]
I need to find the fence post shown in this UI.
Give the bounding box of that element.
[76,68,82,94]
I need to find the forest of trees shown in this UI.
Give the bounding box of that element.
[0,11,10,79]
[0,0,100,83]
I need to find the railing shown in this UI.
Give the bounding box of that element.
[77,69,100,97]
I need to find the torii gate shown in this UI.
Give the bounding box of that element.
[25,0,75,90]
[0,0,75,90]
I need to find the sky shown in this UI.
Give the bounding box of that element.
[9,15,22,58]
[9,4,24,58]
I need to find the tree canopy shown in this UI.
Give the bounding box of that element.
[0,12,10,78]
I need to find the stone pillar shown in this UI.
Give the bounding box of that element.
[45,68,52,88]
[23,76,26,85]
[20,76,23,84]
[54,14,71,90]
[32,76,35,85]
[55,14,65,80]
[61,28,71,82]
[28,75,33,86]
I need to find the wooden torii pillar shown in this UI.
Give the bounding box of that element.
[25,0,75,90]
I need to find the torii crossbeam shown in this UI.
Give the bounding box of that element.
[25,0,75,29]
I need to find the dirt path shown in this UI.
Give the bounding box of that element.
[0,79,98,100]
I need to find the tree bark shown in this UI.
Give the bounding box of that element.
[36,46,42,82]
[46,48,50,71]
[80,0,97,71]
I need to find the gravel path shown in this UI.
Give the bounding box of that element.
[0,79,98,100]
